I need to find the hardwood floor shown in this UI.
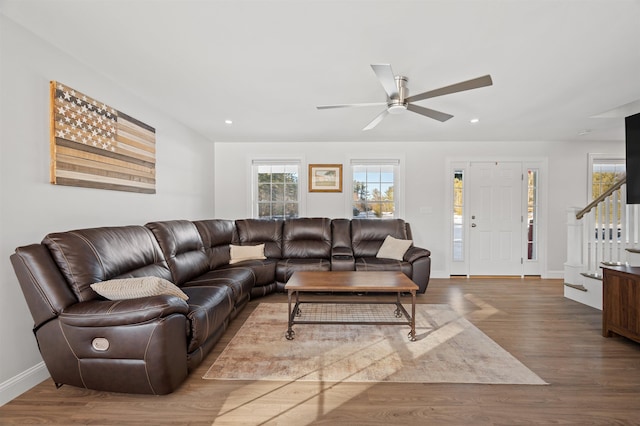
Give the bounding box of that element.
[2,277,640,425]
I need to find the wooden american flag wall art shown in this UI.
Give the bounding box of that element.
[50,81,156,194]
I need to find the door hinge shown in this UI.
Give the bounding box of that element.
[521,258,524,264]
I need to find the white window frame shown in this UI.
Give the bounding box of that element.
[346,157,404,219]
[250,158,305,219]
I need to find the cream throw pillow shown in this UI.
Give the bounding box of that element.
[376,235,413,261]
[229,243,266,264]
[90,277,188,301]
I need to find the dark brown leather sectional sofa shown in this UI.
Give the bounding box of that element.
[10,218,431,395]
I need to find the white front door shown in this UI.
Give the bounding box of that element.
[468,161,523,276]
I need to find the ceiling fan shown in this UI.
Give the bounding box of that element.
[317,64,493,131]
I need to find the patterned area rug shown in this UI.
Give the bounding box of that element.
[203,303,547,385]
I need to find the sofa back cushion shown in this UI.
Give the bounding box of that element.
[331,218,352,252]
[146,220,209,285]
[282,218,331,258]
[351,219,410,258]
[42,226,172,302]
[235,219,283,259]
[193,219,239,269]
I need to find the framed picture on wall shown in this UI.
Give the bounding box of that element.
[309,164,342,193]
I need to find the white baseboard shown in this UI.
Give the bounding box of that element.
[430,270,449,279]
[432,270,565,279]
[543,270,565,279]
[0,362,50,407]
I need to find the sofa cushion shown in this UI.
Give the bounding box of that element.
[376,235,413,261]
[146,220,209,285]
[276,258,332,283]
[193,219,238,269]
[42,226,173,302]
[236,219,283,258]
[351,219,408,258]
[184,267,254,305]
[229,244,266,264]
[354,257,412,277]
[90,277,188,301]
[180,285,234,353]
[282,217,332,258]
[216,258,277,287]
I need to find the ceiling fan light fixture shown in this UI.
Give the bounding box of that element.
[387,102,407,114]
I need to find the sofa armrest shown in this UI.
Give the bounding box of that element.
[404,246,431,263]
[60,296,189,327]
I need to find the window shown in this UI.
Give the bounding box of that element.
[527,169,538,261]
[589,156,625,239]
[252,161,300,219]
[592,160,625,200]
[452,169,464,261]
[351,160,400,218]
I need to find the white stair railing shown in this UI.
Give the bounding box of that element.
[573,178,640,278]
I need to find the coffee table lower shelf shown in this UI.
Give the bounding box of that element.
[285,297,417,342]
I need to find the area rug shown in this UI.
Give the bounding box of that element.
[203,303,547,385]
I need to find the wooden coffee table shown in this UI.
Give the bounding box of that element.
[284,271,419,341]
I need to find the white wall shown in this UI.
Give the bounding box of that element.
[214,140,625,278]
[0,15,215,404]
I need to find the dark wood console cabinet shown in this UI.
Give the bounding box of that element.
[602,266,640,344]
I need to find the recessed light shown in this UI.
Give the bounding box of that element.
[224,119,233,125]
[470,118,480,124]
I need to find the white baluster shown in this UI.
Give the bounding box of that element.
[603,201,609,269]
[610,194,616,262]
[586,208,596,273]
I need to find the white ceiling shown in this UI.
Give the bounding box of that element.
[2,0,640,143]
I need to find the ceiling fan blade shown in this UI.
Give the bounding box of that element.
[406,104,453,122]
[316,102,387,110]
[406,74,493,103]
[363,109,389,131]
[371,64,398,99]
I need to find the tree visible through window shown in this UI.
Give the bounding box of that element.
[591,159,625,237]
[254,163,299,219]
[592,162,625,200]
[452,170,464,261]
[352,163,397,218]
[527,169,538,260]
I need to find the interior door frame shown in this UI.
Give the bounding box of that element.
[446,157,548,277]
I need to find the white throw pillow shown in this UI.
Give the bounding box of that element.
[229,243,266,264]
[376,235,413,261]
[90,277,188,301]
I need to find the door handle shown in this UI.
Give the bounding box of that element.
[471,223,477,227]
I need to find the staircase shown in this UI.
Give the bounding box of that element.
[564,177,640,309]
